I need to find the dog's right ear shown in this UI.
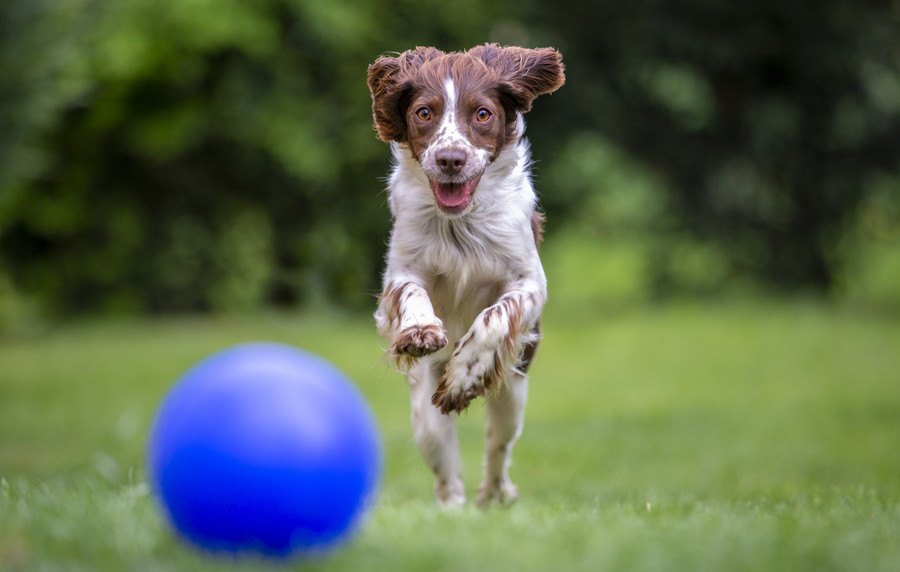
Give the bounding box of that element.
[367,47,443,143]
[469,44,565,114]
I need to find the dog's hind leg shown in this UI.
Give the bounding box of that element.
[408,358,465,508]
[477,369,528,507]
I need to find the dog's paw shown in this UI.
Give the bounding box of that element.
[432,376,483,414]
[436,476,466,510]
[431,336,500,414]
[391,324,447,360]
[476,478,519,508]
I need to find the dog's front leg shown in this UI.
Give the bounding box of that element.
[432,279,545,414]
[376,275,448,368]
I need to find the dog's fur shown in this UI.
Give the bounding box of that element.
[367,44,564,507]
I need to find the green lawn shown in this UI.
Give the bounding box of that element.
[1,302,899,570]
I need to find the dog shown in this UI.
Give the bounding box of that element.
[367,44,564,507]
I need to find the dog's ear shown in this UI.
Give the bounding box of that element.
[469,44,565,113]
[367,47,444,142]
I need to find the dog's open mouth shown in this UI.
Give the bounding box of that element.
[428,175,482,214]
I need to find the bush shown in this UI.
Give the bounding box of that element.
[1,0,897,316]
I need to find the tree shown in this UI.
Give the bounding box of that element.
[542,0,900,290]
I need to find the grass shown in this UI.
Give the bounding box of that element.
[1,301,899,570]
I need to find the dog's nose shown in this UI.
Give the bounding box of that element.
[435,148,467,176]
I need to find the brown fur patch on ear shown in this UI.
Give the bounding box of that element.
[367,56,409,142]
[469,44,565,113]
[367,47,445,142]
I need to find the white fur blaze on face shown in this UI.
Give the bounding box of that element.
[420,78,489,183]
[432,78,465,154]
[440,77,459,141]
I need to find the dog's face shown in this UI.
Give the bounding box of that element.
[368,44,564,216]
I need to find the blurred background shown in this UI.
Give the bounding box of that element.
[0,0,898,324]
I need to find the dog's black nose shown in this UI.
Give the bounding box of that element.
[435,148,467,176]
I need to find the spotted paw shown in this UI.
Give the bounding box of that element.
[432,374,483,414]
[391,324,447,359]
[430,334,502,414]
[476,479,519,507]
[436,476,466,510]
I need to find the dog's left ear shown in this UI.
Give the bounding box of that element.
[469,44,565,113]
[368,47,444,142]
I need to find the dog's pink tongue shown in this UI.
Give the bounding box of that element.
[430,178,480,210]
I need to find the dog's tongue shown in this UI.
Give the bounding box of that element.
[429,177,480,211]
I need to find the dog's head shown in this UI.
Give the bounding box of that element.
[368,44,565,216]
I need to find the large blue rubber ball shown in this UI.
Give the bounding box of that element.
[148,343,381,558]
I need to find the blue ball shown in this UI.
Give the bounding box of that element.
[148,343,381,558]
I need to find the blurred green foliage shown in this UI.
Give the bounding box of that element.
[0,0,898,320]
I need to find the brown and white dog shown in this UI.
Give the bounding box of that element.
[367,44,564,507]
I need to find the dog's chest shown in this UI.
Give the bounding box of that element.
[418,215,514,277]
[419,219,511,337]
[428,272,503,340]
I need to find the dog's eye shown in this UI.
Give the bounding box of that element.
[415,107,432,121]
[475,108,492,123]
